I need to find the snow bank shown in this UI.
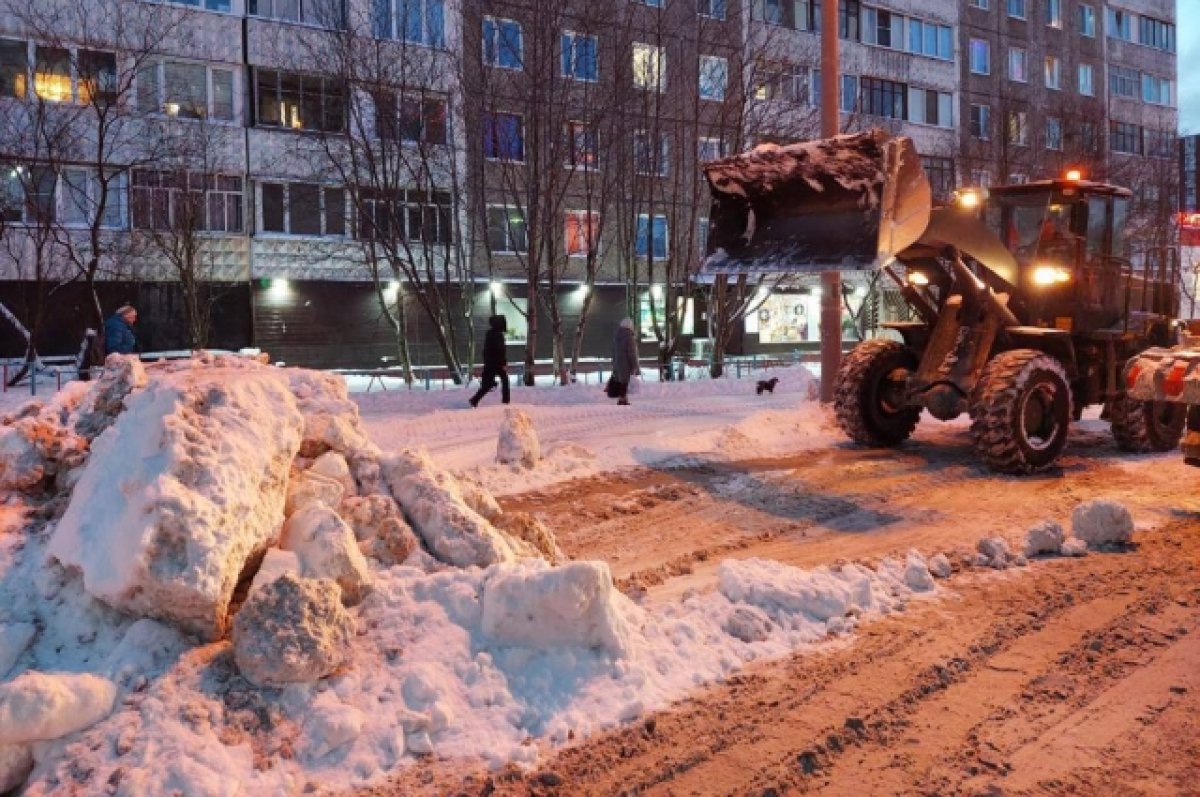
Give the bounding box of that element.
[0,743,32,793]
[0,623,35,679]
[48,365,303,640]
[1071,500,1134,547]
[496,408,540,468]
[0,671,116,744]
[481,561,633,656]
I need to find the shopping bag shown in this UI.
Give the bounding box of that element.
[604,375,621,398]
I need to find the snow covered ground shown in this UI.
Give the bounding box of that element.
[0,362,1114,796]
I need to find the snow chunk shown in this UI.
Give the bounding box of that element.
[1024,520,1065,557]
[287,470,345,516]
[975,537,1017,569]
[903,551,936,592]
[0,408,85,493]
[494,512,566,565]
[0,671,116,744]
[48,366,303,640]
[1061,538,1090,557]
[281,503,373,605]
[74,353,147,438]
[382,449,519,568]
[310,450,355,495]
[103,619,191,689]
[232,573,355,688]
[481,560,634,657]
[724,605,774,643]
[0,623,35,679]
[719,559,854,622]
[302,692,365,760]
[1071,500,1134,547]
[339,494,404,543]
[496,408,540,469]
[0,743,32,794]
[928,553,953,579]
[248,548,302,596]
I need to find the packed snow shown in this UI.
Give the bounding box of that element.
[0,356,1142,794]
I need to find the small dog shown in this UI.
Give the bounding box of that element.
[756,377,779,395]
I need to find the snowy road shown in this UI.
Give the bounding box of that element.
[347,369,1200,797]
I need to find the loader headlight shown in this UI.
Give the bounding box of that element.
[907,271,930,286]
[952,187,987,211]
[1032,265,1072,286]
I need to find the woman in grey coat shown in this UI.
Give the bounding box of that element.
[612,318,640,405]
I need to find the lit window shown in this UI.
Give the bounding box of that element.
[564,121,599,169]
[632,43,665,92]
[564,210,599,257]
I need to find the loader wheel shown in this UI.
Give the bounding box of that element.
[969,350,1072,474]
[834,339,920,446]
[1109,394,1185,453]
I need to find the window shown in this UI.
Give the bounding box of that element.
[969,104,990,139]
[1045,0,1061,27]
[755,61,806,103]
[259,182,344,237]
[1141,74,1172,106]
[564,210,599,257]
[1109,121,1140,154]
[632,43,665,92]
[374,91,448,145]
[905,19,953,60]
[1138,16,1173,51]
[840,74,858,112]
[1078,4,1095,36]
[1008,47,1027,82]
[60,169,126,229]
[1006,0,1026,19]
[255,70,345,132]
[157,0,233,10]
[137,60,236,121]
[1044,56,1060,89]
[635,0,663,6]
[27,45,116,105]
[483,111,524,161]
[698,55,727,101]
[1143,129,1173,159]
[248,0,345,28]
[131,170,243,233]
[922,156,955,201]
[564,121,599,169]
[0,39,24,99]
[969,39,990,74]
[1078,63,1094,95]
[860,77,906,120]
[1045,117,1063,150]
[483,17,523,69]
[698,0,726,20]
[357,188,452,244]
[371,0,445,47]
[840,0,860,40]
[907,87,952,127]
[1109,66,1138,98]
[750,0,784,25]
[969,0,987,7]
[486,206,527,253]
[1106,8,1132,41]
[862,8,894,47]
[633,131,669,176]
[635,214,668,259]
[1007,110,1028,145]
[698,136,724,162]
[561,32,597,81]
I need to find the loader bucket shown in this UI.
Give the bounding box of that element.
[701,130,931,275]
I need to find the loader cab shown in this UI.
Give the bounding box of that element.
[981,178,1132,331]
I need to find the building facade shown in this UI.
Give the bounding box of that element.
[0,0,1181,370]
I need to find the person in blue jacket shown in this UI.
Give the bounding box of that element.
[104,305,138,355]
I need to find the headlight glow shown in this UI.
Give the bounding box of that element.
[1032,265,1072,286]
[908,271,930,286]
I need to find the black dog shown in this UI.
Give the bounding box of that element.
[756,377,779,395]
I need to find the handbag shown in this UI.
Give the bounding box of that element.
[604,375,621,398]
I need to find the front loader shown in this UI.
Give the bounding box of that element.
[702,130,1184,473]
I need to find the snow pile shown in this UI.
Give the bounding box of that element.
[0,670,116,743]
[928,553,954,579]
[1024,520,1065,557]
[281,504,373,606]
[974,536,1025,569]
[481,560,632,656]
[232,573,356,688]
[496,408,540,469]
[0,742,33,793]
[0,385,90,493]
[0,624,35,679]
[1071,500,1134,547]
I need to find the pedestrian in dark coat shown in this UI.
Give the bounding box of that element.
[470,315,511,407]
[611,317,640,405]
[104,305,138,356]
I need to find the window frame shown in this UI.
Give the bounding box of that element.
[698,54,728,101]
[257,180,347,238]
[483,16,524,70]
[561,31,598,82]
[137,58,239,123]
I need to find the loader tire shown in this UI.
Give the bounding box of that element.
[834,339,920,447]
[1109,394,1185,453]
[969,350,1072,474]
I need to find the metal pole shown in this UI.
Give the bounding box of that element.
[819,0,842,403]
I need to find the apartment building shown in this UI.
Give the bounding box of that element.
[0,0,1181,370]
